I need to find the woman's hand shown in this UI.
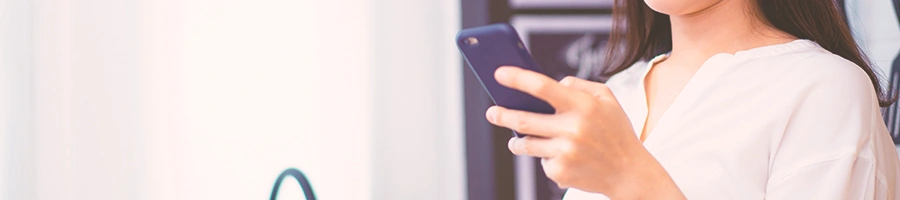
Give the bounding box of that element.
[485,66,685,199]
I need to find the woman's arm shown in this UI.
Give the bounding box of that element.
[485,66,686,199]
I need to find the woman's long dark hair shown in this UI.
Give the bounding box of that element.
[600,0,895,106]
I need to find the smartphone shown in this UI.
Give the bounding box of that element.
[457,23,555,136]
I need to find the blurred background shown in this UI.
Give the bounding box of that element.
[0,0,897,200]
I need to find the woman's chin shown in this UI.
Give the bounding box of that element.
[643,0,721,16]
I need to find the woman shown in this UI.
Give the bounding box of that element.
[485,0,900,199]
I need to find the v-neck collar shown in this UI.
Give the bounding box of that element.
[630,39,818,148]
[631,54,670,142]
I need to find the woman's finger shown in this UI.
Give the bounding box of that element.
[495,66,580,111]
[559,76,614,99]
[486,106,563,138]
[508,136,558,158]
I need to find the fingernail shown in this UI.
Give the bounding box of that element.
[485,107,497,122]
[559,76,573,86]
[508,138,517,154]
[495,67,509,80]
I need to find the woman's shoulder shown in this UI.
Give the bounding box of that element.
[754,43,868,83]
[747,43,876,102]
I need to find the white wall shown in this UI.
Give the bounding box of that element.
[1,0,464,199]
[0,0,34,199]
[370,0,464,199]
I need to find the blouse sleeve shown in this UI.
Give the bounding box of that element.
[764,55,884,199]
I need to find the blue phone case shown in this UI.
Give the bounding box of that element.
[457,23,555,136]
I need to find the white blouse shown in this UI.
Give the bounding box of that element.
[563,40,900,200]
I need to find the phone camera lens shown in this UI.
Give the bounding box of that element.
[466,37,479,46]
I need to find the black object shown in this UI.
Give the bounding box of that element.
[269,168,317,200]
[895,0,900,27]
[885,0,900,144]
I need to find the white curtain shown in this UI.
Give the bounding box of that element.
[0,0,464,199]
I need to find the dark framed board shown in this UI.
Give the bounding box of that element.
[511,15,614,81]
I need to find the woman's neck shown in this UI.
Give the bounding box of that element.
[666,0,795,65]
